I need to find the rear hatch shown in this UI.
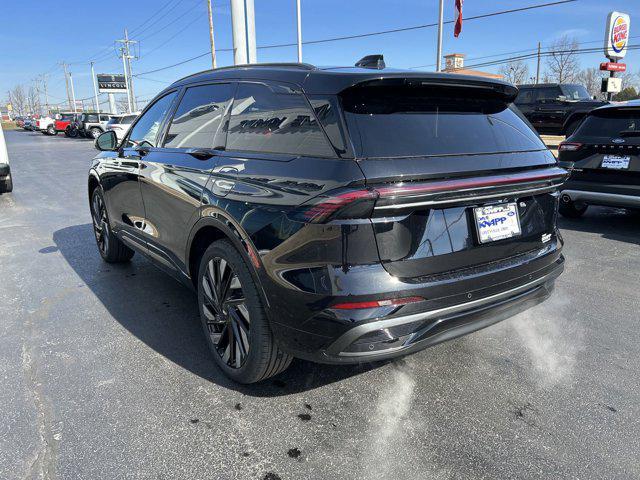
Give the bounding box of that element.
[560,106,640,193]
[339,78,564,278]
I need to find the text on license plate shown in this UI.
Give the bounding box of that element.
[474,203,521,244]
[601,155,630,170]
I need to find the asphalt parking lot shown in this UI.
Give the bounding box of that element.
[1,130,639,480]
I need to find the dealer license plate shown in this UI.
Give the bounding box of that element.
[601,155,630,170]
[474,203,521,244]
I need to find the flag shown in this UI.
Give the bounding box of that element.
[454,0,463,38]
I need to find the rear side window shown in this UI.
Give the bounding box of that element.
[85,114,98,122]
[515,88,534,104]
[534,87,561,102]
[341,84,545,158]
[577,110,640,138]
[227,82,335,157]
[100,114,110,122]
[125,91,177,148]
[164,83,233,149]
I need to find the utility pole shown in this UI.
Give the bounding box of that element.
[207,0,217,68]
[90,62,100,113]
[295,0,302,62]
[69,71,77,113]
[117,29,138,112]
[61,62,72,111]
[535,42,541,84]
[41,74,50,114]
[436,0,444,71]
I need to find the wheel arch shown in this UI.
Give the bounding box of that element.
[88,171,100,203]
[186,216,266,299]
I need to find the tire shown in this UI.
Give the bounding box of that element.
[564,118,582,137]
[47,125,56,136]
[89,127,102,139]
[0,173,12,194]
[68,127,78,138]
[197,239,292,383]
[90,188,135,263]
[559,199,588,218]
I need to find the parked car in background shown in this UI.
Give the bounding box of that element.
[0,123,13,193]
[557,100,640,217]
[52,112,75,136]
[106,113,138,141]
[36,115,55,134]
[23,117,34,130]
[88,62,567,383]
[77,112,113,139]
[65,114,82,138]
[14,116,25,128]
[514,83,607,136]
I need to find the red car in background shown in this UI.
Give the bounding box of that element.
[55,112,76,136]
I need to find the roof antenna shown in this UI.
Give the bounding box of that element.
[355,54,385,70]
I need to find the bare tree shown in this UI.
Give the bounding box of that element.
[498,60,530,85]
[576,68,605,99]
[8,85,27,116]
[26,86,40,115]
[545,35,580,83]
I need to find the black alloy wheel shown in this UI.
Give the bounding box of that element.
[201,256,251,369]
[197,240,292,383]
[90,188,134,262]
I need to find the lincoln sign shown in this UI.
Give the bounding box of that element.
[97,74,127,93]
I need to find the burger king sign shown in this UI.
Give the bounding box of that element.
[604,11,630,60]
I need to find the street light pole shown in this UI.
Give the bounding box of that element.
[69,71,77,113]
[296,0,302,62]
[90,62,100,113]
[436,0,444,71]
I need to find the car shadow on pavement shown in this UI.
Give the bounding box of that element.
[53,224,379,396]
[558,206,640,246]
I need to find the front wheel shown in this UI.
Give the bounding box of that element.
[47,125,57,136]
[0,172,12,194]
[197,240,292,383]
[90,188,134,263]
[559,199,588,218]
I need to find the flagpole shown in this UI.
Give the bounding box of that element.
[436,0,444,71]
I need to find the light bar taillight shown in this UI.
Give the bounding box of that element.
[558,142,582,152]
[332,296,424,310]
[297,188,379,223]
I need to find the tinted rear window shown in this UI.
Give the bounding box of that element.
[577,109,640,138]
[341,85,545,157]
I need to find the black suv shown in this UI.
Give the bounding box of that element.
[514,83,606,136]
[557,101,640,217]
[88,63,567,383]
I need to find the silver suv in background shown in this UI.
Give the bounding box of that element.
[0,123,13,193]
[78,113,113,139]
[105,113,139,141]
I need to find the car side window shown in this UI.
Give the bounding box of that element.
[227,82,335,157]
[125,91,177,148]
[514,89,534,104]
[163,83,233,149]
[100,114,110,122]
[534,87,561,102]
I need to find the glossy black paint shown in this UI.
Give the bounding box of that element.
[89,65,565,364]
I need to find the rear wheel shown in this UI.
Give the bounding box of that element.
[89,127,102,139]
[197,239,292,383]
[0,172,13,193]
[90,188,135,262]
[559,199,588,218]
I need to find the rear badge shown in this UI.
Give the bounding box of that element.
[612,138,626,144]
[541,233,552,243]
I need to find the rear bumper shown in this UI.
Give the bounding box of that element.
[271,250,564,364]
[562,189,640,209]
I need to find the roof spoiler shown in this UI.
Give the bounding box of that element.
[355,55,385,70]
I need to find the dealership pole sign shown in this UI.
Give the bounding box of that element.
[96,74,127,93]
[604,12,630,60]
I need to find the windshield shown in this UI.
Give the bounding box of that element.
[340,85,545,157]
[561,84,591,100]
[577,109,640,138]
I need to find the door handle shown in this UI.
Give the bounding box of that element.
[187,149,215,161]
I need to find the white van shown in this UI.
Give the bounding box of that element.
[0,123,13,193]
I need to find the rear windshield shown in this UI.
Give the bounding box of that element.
[341,85,545,157]
[577,109,640,138]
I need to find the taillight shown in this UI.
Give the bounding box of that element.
[332,296,424,310]
[558,142,582,152]
[293,187,379,223]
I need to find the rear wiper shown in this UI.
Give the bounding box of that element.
[619,130,640,137]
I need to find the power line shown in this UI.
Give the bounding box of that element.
[134,0,189,38]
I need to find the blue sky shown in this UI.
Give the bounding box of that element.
[1,0,638,108]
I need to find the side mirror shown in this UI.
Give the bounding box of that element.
[95,130,118,151]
